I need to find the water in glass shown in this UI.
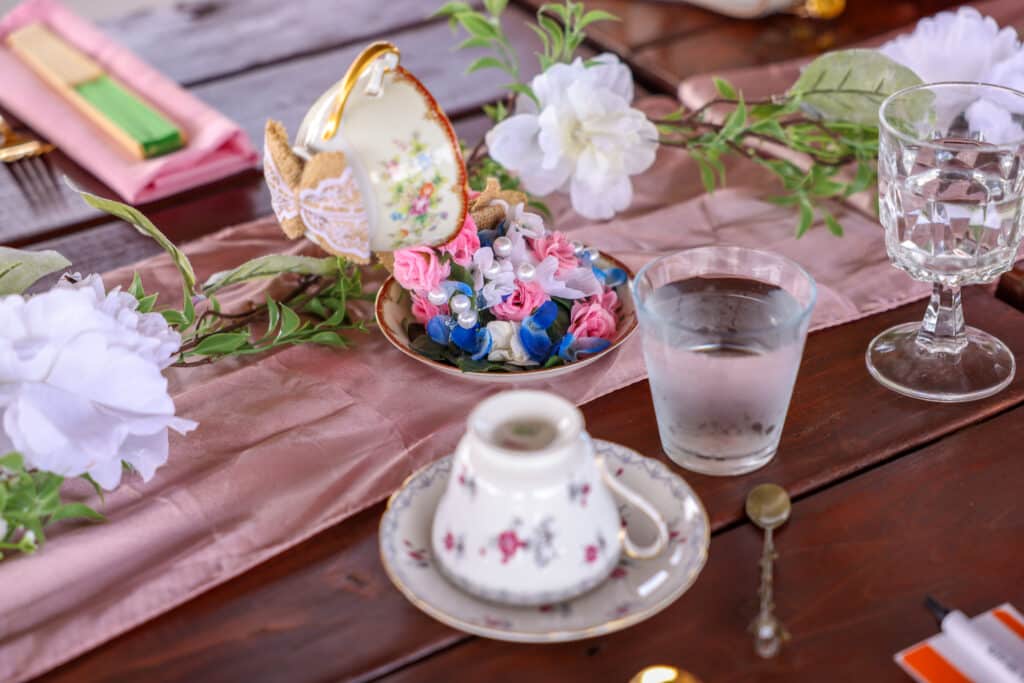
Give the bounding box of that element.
[642,277,806,476]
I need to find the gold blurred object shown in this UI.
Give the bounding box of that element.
[0,115,55,163]
[629,666,703,683]
[798,0,845,19]
[0,114,63,210]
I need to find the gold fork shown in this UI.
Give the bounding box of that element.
[0,114,64,210]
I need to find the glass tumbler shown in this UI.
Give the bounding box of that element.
[869,82,1024,402]
[632,247,817,476]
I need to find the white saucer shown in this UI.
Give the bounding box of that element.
[379,440,710,642]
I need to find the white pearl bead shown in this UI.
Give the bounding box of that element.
[493,236,513,258]
[516,262,536,282]
[483,261,502,280]
[457,309,478,328]
[427,288,448,306]
[450,293,471,314]
[571,241,586,256]
[584,247,601,262]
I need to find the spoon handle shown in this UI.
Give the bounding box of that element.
[752,527,789,658]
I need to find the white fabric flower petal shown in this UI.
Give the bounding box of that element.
[879,7,1020,84]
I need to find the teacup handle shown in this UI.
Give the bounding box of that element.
[597,457,669,560]
[322,41,401,141]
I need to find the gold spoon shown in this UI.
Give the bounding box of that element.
[629,666,702,683]
[745,483,792,658]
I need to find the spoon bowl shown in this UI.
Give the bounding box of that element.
[745,483,792,530]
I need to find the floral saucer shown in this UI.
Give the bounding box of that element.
[379,439,710,642]
[375,253,637,384]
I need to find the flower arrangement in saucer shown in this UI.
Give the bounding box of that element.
[378,180,634,375]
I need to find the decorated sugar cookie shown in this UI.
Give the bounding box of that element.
[264,42,468,263]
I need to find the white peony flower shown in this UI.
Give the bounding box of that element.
[485,321,537,366]
[486,54,658,221]
[879,8,1020,84]
[0,274,196,490]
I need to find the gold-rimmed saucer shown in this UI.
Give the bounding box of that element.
[379,440,710,642]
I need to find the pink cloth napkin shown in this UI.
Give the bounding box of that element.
[0,0,258,203]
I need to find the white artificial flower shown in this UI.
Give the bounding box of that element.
[471,247,516,309]
[490,200,546,238]
[486,54,658,221]
[532,256,602,300]
[485,321,537,366]
[879,8,1020,84]
[0,274,196,490]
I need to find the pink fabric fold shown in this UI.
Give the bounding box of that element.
[0,0,258,203]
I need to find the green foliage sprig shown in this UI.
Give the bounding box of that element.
[0,453,103,559]
[443,0,921,237]
[78,191,372,366]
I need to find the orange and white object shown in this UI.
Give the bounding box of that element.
[896,604,1024,682]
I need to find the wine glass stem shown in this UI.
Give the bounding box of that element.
[917,283,967,354]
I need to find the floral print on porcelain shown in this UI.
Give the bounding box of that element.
[378,439,710,643]
[380,131,452,249]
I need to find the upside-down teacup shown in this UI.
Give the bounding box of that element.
[294,42,468,254]
[431,391,669,606]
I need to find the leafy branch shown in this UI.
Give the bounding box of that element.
[79,192,374,366]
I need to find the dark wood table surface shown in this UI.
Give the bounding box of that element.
[6,0,1023,681]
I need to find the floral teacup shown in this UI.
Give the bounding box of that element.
[294,42,468,254]
[431,391,669,606]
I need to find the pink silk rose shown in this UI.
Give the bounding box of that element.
[441,214,481,267]
[491,280,548,322]
[392,246,451,294]
[531,232,577,276]
[410,293,449,325]
[569,290,620,340]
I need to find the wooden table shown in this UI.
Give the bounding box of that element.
[7,1,1023,681]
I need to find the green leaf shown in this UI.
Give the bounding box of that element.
[467,56,511,75]
[846,161,876,196]
[433,1,472,18]
[128,272,145,299]
[693,154,716,193]
[0,453,24,472]
[717,95,747,142]
[578,9,620,29]
[161,309,189,327]
[483,0,508,16]
[749,118,786,139]
[202,255,340,295]
[448,263,474,287]
[278,305,301,338]
[797,197,815,237]
[50,502,105,523]
[411,334,446,361]
[78,190,197,293]
[825,214,844,237]
[308,331,349,348]
[0,247,70,295]
[458,36,492,50]
[713,77,737,100]
[457,13,499,39]
[537,15,564,60]
[136,292,159,313]
[191,332,250,356]
[506,83,540,107]
[788,49,923,126]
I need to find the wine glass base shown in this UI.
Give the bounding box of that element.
[866,322,1016,403]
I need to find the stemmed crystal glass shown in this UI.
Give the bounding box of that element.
[868,82,1024,402]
